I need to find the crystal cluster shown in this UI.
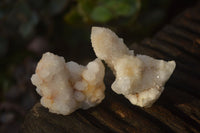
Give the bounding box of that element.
[31,27,176,115]
[91,27,176,107]
[31,52,105,115]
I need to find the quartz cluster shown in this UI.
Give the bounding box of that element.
[91,27,176,107]
[31,52,105,115]
[31,27,176,115]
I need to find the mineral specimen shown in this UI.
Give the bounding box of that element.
[91,27,176,107]
[31,52,105,115]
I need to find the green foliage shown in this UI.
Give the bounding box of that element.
[64,8,82,25]
[91,6,112,22]
[105,0,140,17]
[64,0,141,24]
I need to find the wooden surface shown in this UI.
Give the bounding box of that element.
[21,3,200,133]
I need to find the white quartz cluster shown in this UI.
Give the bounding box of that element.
[31,52,105,115]
[31,26,176,115]
[91,27,176,107]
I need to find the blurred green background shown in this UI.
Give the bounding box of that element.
[0,0,197,132]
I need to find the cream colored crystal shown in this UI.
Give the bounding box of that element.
[91,27,176,107]
[31,52,105,115]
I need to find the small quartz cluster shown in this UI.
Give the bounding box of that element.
[91,27,176,107]
[31,52,105,115]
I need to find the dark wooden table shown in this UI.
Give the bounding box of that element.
[21,3,200,133]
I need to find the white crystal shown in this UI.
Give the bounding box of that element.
[91,27,176,107]
[31,52,105,115]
